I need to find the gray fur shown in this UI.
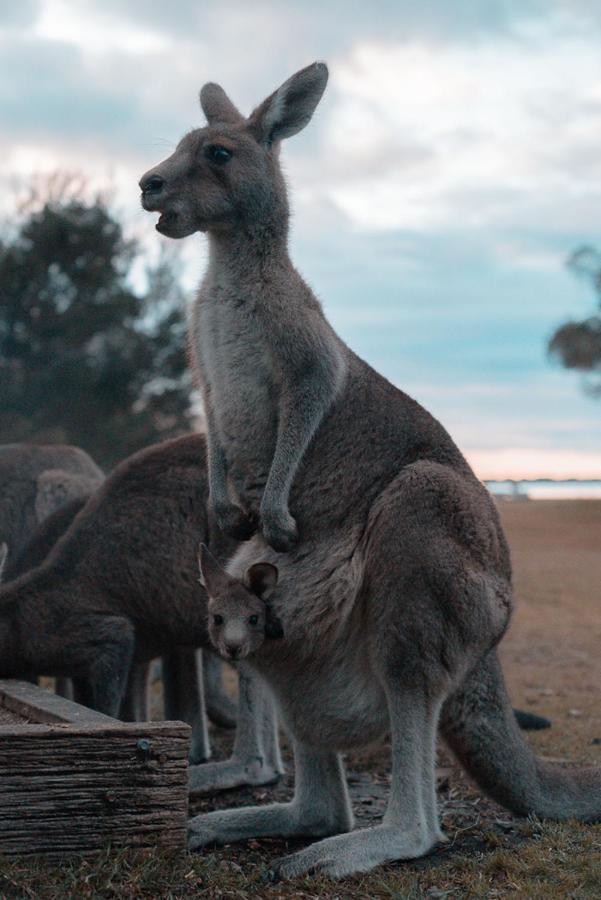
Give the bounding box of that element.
[141,64,601,878]
[163,647,211,763]
[189,665,282,794]
[0,543,7,582]
[140,62,344,552]
[199,544,281,660]
[202,650,238,729]
[1,443,238,753]
[0,443,103,558]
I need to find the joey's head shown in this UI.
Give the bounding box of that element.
[139,62,328,239]
[198,544,282,662]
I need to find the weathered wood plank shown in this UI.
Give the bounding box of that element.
[0,721,190,740]
[0,679,117,725]
[0,706,31,725]
[0,680,191,856]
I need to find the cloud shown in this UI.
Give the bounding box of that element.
[316,32,601,235]
[0,1,41,29]
[0,36,138,139]
[1,0,600,475]
[54,0,570,48]
[5,0,601,238]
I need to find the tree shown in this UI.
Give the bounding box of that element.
[0,185,194,469]
[548,246,601,397]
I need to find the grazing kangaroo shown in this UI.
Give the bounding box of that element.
[140,63,596,878]
[0,435,283,789]
[2,448,238,743]
[0,444,104,701]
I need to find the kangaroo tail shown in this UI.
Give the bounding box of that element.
[513,708,552,731]
[440,649,601,822]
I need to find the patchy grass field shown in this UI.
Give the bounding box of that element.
[1,500,600,899]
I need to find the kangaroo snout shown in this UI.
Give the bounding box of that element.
[224,643,241,660]
[139,174,165,194]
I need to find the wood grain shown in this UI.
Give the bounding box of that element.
[0,678,117,725]
[0,681,191,856]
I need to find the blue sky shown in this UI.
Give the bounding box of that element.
[1,0,600,477]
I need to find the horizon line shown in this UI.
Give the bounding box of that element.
[483,477,601,484]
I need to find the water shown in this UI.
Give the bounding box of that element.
[485,480,601,500]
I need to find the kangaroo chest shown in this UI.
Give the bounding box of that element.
[229,536,388,751]
[192,291,279,497]
[255,648,389,752]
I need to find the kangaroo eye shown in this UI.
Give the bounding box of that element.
[248,615,259,626]
[213,614,224,626]
[207,145,232,164]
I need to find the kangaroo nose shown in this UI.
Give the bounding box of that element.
[140,174,165,193]
[225,644,240,660]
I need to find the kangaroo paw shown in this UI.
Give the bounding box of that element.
[260,508,298,552]
[214,503,257,541]
[270,825,441,880]
[188,757,282,795]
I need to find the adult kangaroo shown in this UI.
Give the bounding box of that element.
[1,445,237,744]
[6,491,239,737]
[140,63,598,879]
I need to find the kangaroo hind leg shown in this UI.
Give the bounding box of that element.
[67,615,135,717]
[188,665,284,794]
[188,739,352,850]
[271,683,445,880]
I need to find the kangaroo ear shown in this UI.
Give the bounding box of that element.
[199,82,244,125]
[264,608,284,640]
[247,61,328,146]
[0,542,7,582]
[244,562,278,599]
[198,543,229,595]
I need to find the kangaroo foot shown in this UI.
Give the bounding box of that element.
[270,824,442,880]
[188,798,342,851]
[214,502,257,541]
[188,756,282,795]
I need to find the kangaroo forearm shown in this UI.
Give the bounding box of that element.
[258,362,344,549]
[203,651,237,729]
[205,417,230,508]
[205,410,257,541]
[263,378,336,507]
[263,426,315,507]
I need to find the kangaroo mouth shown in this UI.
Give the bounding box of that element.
[156,211,178,234]
[139,192,179,233]
[155,213,177,231]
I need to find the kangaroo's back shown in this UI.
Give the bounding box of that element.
[0,443,103,558]
[4,434,239,645]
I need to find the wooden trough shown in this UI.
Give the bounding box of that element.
[0,680,190,857]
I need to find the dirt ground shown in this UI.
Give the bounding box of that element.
[1,499,600,898]
[498,500,601,766]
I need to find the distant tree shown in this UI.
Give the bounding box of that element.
[0,180,194,469]
[548,246,601,397]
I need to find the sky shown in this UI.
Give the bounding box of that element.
[1,0,601,479]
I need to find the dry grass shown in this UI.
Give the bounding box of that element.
[1,499,600,898]
[1,820,600,899]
